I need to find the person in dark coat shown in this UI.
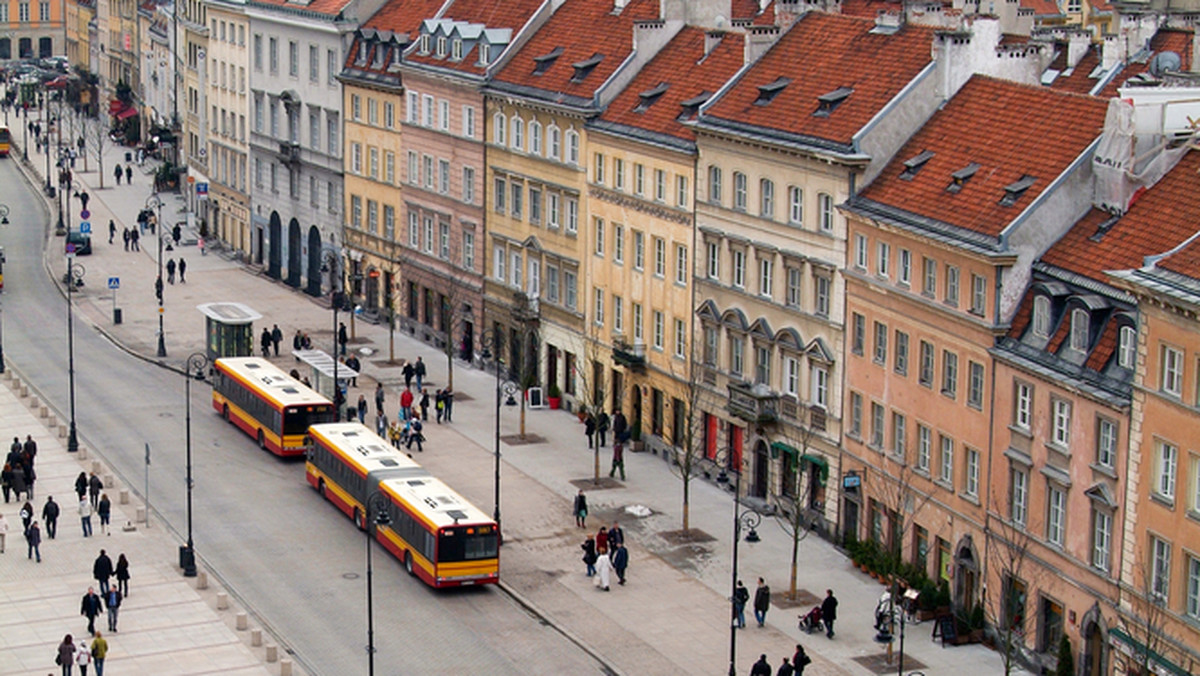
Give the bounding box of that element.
[88,473,102,509]
[580,534,597,576]
[792,644,811,675]
[413,356,426,390]
[115,553,130,596]
[74,472,88,502]
[750,654,772,676]
[754,577,772,627]
[573,489,588,528]
[125,165,132,184]
[419,389,430,422]
[733,580,750,629]
[442,388,454,422]
[608,522,625,549]
[271,324,282,356]
[374,383,385,415]
[104,587,122,632]
[19,500,33,532]
[345,354,360,386]
[172,223,182,246]
[93,549,113,596]
[595,410,610,447]
[113,163,122,185]
[130,227,140,251]
[584,414,596,449]
[434,390,445,423]
[292,329,303,355]
[404,417,423,453]
[260,328,272,358]
[23,435,37,464]
[612,543,629,585]
[337,322,348,355]
[42,496,59,539]
[356,394,367,424]
[21,462,34,500]
[122,227,130,251]
[1,462,13,502]
[57,634,75,676]
[401,361,415,389]
[80,588,102,635]
[177,257,186,283]
[611,410,627,443]
[25,520,41,562]
[10,471,27,502]
[166,258,176,284]
[108,219,116,244]
[97,494,111,536]
[775,656,795,676]
[820,589,838,638]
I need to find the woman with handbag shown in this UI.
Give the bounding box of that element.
[55,634,75,676]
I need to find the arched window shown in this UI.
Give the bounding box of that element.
[492,112,506,146]
[510,116,524,150]
[548,124,561,160]
[529,120,542,155]
[566,129,579,165]
[1032,295,1050,338]
[1069,307,1089,351]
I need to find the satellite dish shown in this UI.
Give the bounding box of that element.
[1149,51,1181,77]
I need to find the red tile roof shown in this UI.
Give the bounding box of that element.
[1088,0,1112,12]
[1041,150,1200,282]
[1021,0,1062,16]
[839,0,904,18]
[1085,319,1117,371]
[702,12,936,147]
[492,0,660,99]
[859,76,1108,237]
[598,28,745,143]
[364,0,445,36]
[1100,28,1194,97]
[1046,47,1102,95]
[1157,234,1200,279]
[402,0,545,75]
[250,0,357,19]
[731,0,776,24]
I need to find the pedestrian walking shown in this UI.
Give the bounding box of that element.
[1,462,13,502]
[443,388,454,422]
[612,410,627,443]
[414,356,426,390]
[596,526,608,553]
[19,500,33,532]
[130,228,140,251]
[114,554,130,596]
[10,467,27,502]
[776,656,794,676]
[124,165,131,184]
[338,322,348,355]
[166,258,176,284]
[113,163,121,185]
[791,644,811,675]
[75,637,93,676]
[79,498,92,537]
[74,472,88,502]
[292,329,303,356]
[88,472,102,509]
[733,580,750,628]
[580,534,597,576]
[260,327,272,358]
[375,382,385,415]
[24,434,37,464]
[271,324,282,356]
[609,521,625,549]
[612,543,629,585]
[91,632,108,676]
[122,228,130,251]
[388,421,402,449]
[172,223,181,246]
[108,220,116,244]
[345,354,360,386]
[419,389,430,422]
[750,654,772,676]
[375,412,387,437]
[104,587,122,632]
[754,577,772,627]
[594,547,613,591]
[584,413,596,449]
[0,512,8,553]
[178,257,186,283]
[56,634,75,676]
[573,489,588,528]
[357,394,367,423]
[609,441,625,480]
[405,416,424,452]
[434,389,445,423]
[399,388,415,419]
[42,495,59,539]
[820,589,838,638]
[21,461,35,500]
[26,520,41,562]
[596,410,610,447]
[402,361,414,389]
[93,549,113,595]
[97,494,110,535]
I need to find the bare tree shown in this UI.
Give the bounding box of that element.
[1116,555,1179,676]
[662,353,715,533]
[84,116,110,188]
[569,323,609,483]
[768,417,820,601]
[397,237,478,391]
[984,510,1039,674]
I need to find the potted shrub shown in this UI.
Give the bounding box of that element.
[629,421,644,451]
[917,579,939,621]
[546,383,562,410]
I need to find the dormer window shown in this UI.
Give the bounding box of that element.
[899,150,934,181]
[478,43,491,65]
[436,36,447,57]
[946,162,980,194]
[634,82,669,113]
[677,91,711,121]
[813,87,852,117]
[533,46,563,75]
[419,34,430,54]
[1000,175,1036,207]
[1118,324,1136,368]
[1032,295,1051,338]
[1069,307,1089,351]
[357,40,369,64]
[754,77,790,106]
[451,39,463,61]
[571,54,604,83]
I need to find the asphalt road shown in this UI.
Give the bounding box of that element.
[0,158,604,675]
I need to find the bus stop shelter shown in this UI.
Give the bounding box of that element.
[293,349,357,411]
[197,302,262,361]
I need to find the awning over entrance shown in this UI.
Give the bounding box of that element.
[1109,627,1191,676]
[802,453,829,485]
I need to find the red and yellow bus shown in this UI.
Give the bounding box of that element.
[306,423,500,587]
[212,357,336,456]
[0,126,10,157]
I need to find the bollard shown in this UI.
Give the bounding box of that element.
[28,396,38,409]
[91,460,102,474]
[119,489,129,505]
[77,446,86,460]
[237,612,248,630]
[265,644,278,663]
[47,415,57,429]
[280,658,293,676]
[104,474,114,488]
[18,384,27,397]
[58,426,67,439]
[196,571,208,590]
[216,592,229,610]
[39,405,48,418]
[135,506,146,522]
[251,628,263,647]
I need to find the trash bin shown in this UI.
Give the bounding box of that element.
[125,151,132,162]
[179,544,195,572]
[113,308,122,324]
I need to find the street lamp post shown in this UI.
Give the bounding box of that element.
[0,203,6,374]
[480,327,517,534]
[146,193,167,357]
[42,90,51,195]
[728,464,763,676]
[364,490,391,676]
[181,352,208,577]
[65,259,84,453]
[322,251,343,416]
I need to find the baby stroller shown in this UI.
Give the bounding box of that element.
[799,605,823,634]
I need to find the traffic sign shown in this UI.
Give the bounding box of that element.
[66,243,76,255]
[79,221,91,234]
[107,277,119,290]
[80,210,90,220]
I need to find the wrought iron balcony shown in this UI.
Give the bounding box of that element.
[726,381,779,425]
[612,339,646,371]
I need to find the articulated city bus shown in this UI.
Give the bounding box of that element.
[0,126,10,157]
[212,357,336,456]
[306,422,500,587]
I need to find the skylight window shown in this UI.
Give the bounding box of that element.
[677,91,711,121]
[899,150,935,181]
[754,77,791,106]
[634,82,669,113]
[999,175,1036,207]
[813,87,852,117]
[946,162,981,194]
[532,46,563,75]
[571,54,604,83]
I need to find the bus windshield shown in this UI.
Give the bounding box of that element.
[439,525,499,562]
[284,404,335,435]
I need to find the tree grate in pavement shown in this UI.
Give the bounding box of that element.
[501,433,547,445]
[772,588,820,609]
[659,528,716,545]
[569,477,624,491]
[851,653,928,674]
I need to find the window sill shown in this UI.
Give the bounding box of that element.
[935,479,955,493]
[961,493,980,506]
[1150,493,1175,510]
[1008,424,1033,440]
[1089,463,1117,480]
[1188,510,1200,526]
[1044,442,1071,460]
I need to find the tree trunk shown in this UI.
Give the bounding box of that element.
[790,530,800,599]
[682,472,690,533]
[593,445,600,485]
[519,394,526,440]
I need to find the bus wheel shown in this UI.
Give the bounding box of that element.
[353,507,365,531]
[256,430,266,449]
[317,480,326,498]
[222,404,230,422]
[405,552,414,577]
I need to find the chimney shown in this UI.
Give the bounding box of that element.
[1102,33,1123,71]
[614,0,628,11]
[1193,22,1200,73]
[705,30,725,56]
[873,9,902,33]
[1067,30,1089,68]
[744,24,780,65]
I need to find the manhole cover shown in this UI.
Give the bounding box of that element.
[342,572,360,580]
